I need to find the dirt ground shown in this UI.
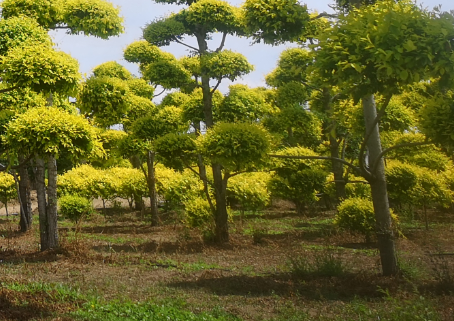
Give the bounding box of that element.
[0,200,453,320]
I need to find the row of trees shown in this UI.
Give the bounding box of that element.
[0,0,453,278]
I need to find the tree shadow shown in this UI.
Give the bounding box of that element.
[92,240,205,254]
[167,272,405,301]
[0,248,64,264]
[0,288,73,320]
[60,224,154,235]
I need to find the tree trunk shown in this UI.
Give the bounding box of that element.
[46,155,59,249]
[330,136,347,201]
[130,155,143,211]
[322,88,346,202]
[197,32,229,242]
[362,94,398,276]
[36,158,49,250]
[147,150,159,226]
[212,164,229,242]
[18,156,33,232]
[294,200,305,216]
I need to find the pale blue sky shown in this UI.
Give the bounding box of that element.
[49,0,454,94]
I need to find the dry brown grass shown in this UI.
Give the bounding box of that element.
[0,207,453,320]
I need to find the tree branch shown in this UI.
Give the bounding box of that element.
[173,36,199,52]
[301,81,323,93]
[0,86,19,94]
[311,12,338,20]
[153,88,166,98]
[269,154,361,174]
[371,142,432,174]
[215,32,227,52]
[210,77,222,94]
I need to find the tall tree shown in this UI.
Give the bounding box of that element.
[0,0,124,242]
[244,0,454,275]
[125,0,254,242]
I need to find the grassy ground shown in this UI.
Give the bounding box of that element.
[0,203,453,320]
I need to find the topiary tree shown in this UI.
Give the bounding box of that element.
[0,172,17,217]
[0,0,124,240]
[269,147,327,215]
[131,106,188,225]
[6,107,98,250]
[125,0,260,242]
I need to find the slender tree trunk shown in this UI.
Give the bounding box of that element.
[46,155,59,249]
[424,203,429,230]
[322,88,346,202]
[212,164,229,242]
[362,94,398,276]
[197,32,229,242]
[130,155,143,211]
[18,156,32,232]
[147,150,158,226]
[36,158,49,250]
[330,136,346,201]
[294,200,305,216]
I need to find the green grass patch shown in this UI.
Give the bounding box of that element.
[71,300,240,321]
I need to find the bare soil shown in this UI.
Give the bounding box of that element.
[0,201,453,320]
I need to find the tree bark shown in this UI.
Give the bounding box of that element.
[322,88,346,202]
[130,155,143,211]
[46,155,59,249]
[212,164,229,242]
[196,32,230,242]
[18,156,33,232]
[329,136,346,201]
[362,94,398,276]
[36,158,49,250]
[146,150,159,226]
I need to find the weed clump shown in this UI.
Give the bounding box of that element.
[288,248,346,277]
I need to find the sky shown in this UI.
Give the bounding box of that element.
[49,0,454,95]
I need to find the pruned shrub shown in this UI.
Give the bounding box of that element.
[269,146,327,215]
[335,197,398,242]
[184,197,212,228]
[227,172,271,215]
[59,195,94,223]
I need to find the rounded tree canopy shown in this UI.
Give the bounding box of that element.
[1,0,124,38]
[154,133,198,171]
[142,59,193,89]
[200,122,271,172]
[0,16,52,56]
[185,0,242,35]
[77,76,130,128]
[316,0,454,98]
[143,14,188,47]
[1,43,80,95]
[122,94,156,131]
[132,106,186,141]
[159,91,190,109]
[0,87,47,112]
[201,50,253,82]
[62,0,124,39]
[1,0,62,29]
[93,61,132,80]
[126,78,155,100]
[6,106,97,159]
[243,0,311,44]
[266,48,313,87]
[217,84,275,123]
[419,91,454,151]
[124,40,167,65]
